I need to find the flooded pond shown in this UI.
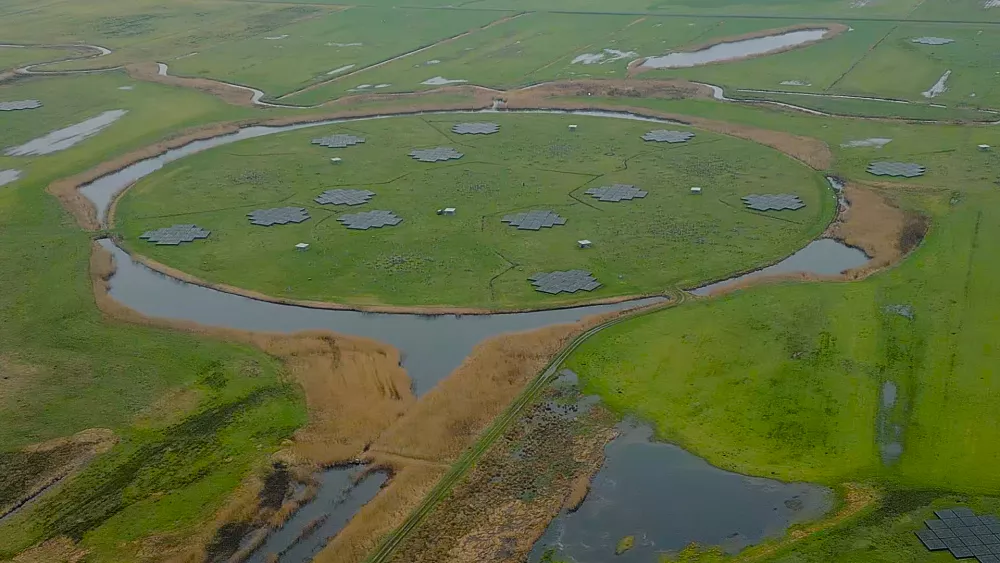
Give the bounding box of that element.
[98,239,662,395]
[5,110,126,156]
[841,138,892,148]
[878,379,903,465]
[642,29,828,69]
[530,422,833,562]
[5,109,128,156]
[691,238,870,296]
[247,466,388,563]
[420,76,467,85]
[922,70,951,99]
[0,169,21,187]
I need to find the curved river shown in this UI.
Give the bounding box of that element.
[81,108,864,562]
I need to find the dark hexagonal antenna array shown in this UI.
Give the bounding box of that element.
[584,184,648,202]
[0,100,42,111]
[642,130,695,143]
[140,224,211,245]
[409,147,464,162]
[311,134,365,148]
[501,210,567,231]
[912,37,955,45]
[529,270,601,294]
[915,508,1000,561]
[867,161,926,178]
[452,122,499,135]
[315,189,375,206]
[338,210,402,230]
[248,207,311,226]
[742,194,805,211]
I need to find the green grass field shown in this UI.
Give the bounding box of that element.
[0,72,305,562]
[3,0,1000,561]
[114,113,832,309]
[561,109,1000,559]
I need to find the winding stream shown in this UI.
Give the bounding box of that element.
[78,108,867,560]
[99,239,661,395]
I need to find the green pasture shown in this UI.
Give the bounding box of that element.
[0,73,303,562]
[733,91,997,122]
[170,7,504,99]
[0,0,316,53]
[582,95,1000,192]
[836,23,1000,109]
[652,22,894,92]
[222,0,929,20]
[115,113,832,309]
[564,142,1000,515]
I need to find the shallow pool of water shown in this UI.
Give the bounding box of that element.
[98,240,662,395]
[691,238,870,296]
[878,381,903,465]
[5,110,127,156]
[0,169,21,187]
[530,423,833,562]
[642,29,828,69]
[248,466,387,563]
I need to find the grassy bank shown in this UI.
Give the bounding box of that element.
[0,72,309,560]
[565,166,1000,509]
[115,112,832,309]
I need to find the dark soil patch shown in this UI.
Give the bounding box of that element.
[899,212,930,254]
[205,521,254,563]
[259,461,292,511]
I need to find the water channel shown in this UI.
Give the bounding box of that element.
[80,108,866,560]
[642,29,828,69]
[246,467,389,563]
[691,238,870,296]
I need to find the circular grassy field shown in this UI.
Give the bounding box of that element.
[115,113,835,309]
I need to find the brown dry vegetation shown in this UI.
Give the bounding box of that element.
[309,310,630,563]
[385,385,619,563]
[702,181,909,298]
[90,243,414,562]
[824,182,909,272]
[126,63,260,107]
[10,537,87,563]
[89,242,634,563]
[628,23,848,77]
[371,320,608,462]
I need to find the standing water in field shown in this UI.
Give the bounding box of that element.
[4,110,127,156]
[922,70,951,99]
[246,466,388,563]
[530,422,833,562]
[0,169,21,187]
[641,29,828,69]
[691,239,870,296]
